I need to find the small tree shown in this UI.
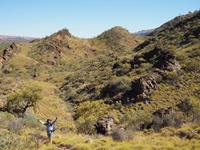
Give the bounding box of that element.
[5,86,41,117]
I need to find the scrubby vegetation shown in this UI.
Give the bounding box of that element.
[3,86,41,117]
[0,10,200,149]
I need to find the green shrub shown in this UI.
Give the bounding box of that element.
[188,49,200,58]
[162,71,180,85]
[176,53,187,61]
[0,132,21,150]
[112,62,131,76]
[23,112,38,128]
[0,131,38,150]
[75,100,114,135]
[178,98,193,114]
[152,111,183,132]
[76,119,96,135]
[184,60,200,72]
[7,118,24,134]
[5,86,42,117]
[121,110,152,131]
[100,77,131,98]
[178,97,200,124]
[111,128,133,141]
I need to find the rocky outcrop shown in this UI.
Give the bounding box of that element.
[2,43,17,61]
[37,40,65,65]
[131,73,160,99]
[50,28,72,40]
[38,39,64,54]
[126,47,181,104]
[36,29,73,65]
[1,43,18,73]
[123,72,161,103]
[150,48,181,71]
[95,115,114,135]
[132,47,181,72]
[102,47,181,105]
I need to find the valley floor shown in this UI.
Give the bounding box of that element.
[40,131,200,150]
[1,123,200,150]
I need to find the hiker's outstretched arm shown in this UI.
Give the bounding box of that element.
[52,117,57,124]
[38,119,45,125]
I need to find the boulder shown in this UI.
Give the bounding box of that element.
[95,115,114,135]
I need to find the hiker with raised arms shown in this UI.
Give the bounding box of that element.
[38,117,57,144]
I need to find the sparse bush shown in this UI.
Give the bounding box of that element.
[7,118,24,133]
[177,130,199,140]
[0,112,15,128]
[160,127,176,136]
[140,62,153,70]
[23,112,38,128]
[184,60,200,72]
[178,98,193,114]
[100,77,131,98]
[178,97,200,124]
[176,53,187,61]
[0,132,20,150]
[112,62,131,76]
[188,48,200,58]
[152,110,183,132]
[163,71,179,85]
[121,110,152,131]
[76,119,96,135]
[0,131,38,150]
[111,128,133,141]
[5,86,42,117]
[176,126,200,140]
[75,100,114,135]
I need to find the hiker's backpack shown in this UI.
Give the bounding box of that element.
[48,123,56,132]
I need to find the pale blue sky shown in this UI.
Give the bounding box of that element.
[0,0,199,38]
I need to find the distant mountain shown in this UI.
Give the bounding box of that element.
[134,29,154,36]
[0,35,36,43]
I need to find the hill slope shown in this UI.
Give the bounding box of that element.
[0,11,200,150]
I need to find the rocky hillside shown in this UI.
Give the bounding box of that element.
[94,26,141,50]
[0,10,200,150]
